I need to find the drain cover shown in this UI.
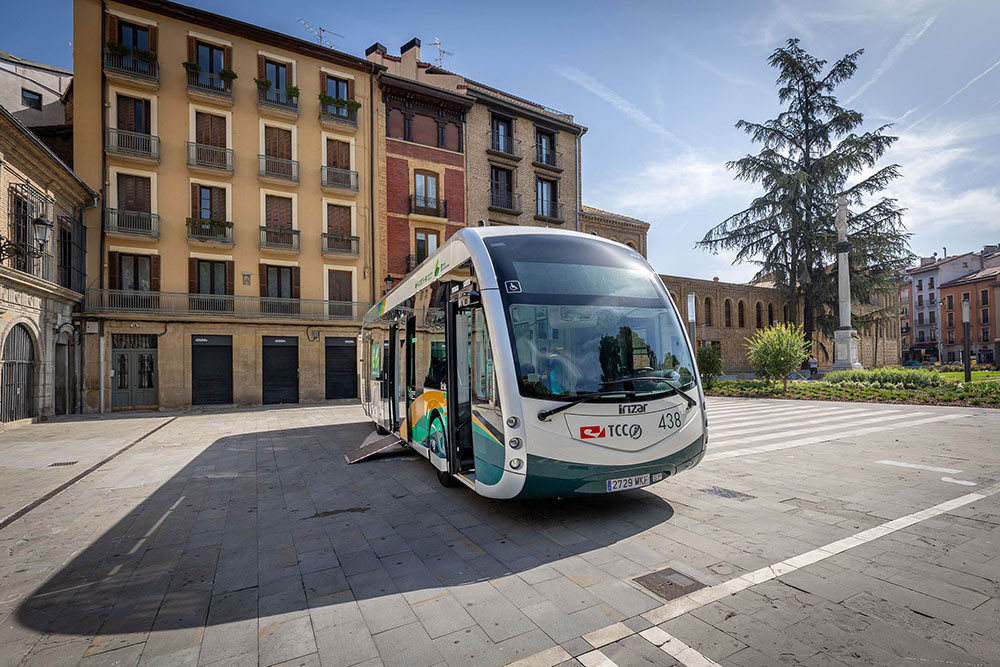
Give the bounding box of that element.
[634,568,706,600]
[48,461,78,467]
[703,486,755,501]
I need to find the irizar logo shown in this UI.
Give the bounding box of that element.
[580,424,642,440]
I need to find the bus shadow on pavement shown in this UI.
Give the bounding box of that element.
[16,419,675,638]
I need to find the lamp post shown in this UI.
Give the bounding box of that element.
[962,297,972,382]
[32,214,53,252]
[383,274,394,296]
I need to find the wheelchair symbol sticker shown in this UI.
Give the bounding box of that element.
[505,280,522,293]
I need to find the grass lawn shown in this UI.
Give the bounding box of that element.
[938,370,1000,382]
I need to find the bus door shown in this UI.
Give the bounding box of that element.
[404,316,416,441]
[386,327,398,431]
[395,324,407,434]
[445,284,478,474]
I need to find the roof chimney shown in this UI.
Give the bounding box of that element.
[365,42,387,57]
[400,38,420,76]
[942,247,947,258]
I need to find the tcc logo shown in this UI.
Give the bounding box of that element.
[580,424,642,440]
[579,425,606,439]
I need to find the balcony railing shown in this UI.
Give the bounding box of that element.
[322,233,360,255]
[187,142,234,171]
[489,189,522,213]
[85,289,369,321]
[105,208,159,237]
[536,200,564,220]
[257,88,298,112]
[186,70,233,97]
[259,226,299,250]
[104,47,158,82]
[409,195,447,218]
[321,166,359,190]
[105,128,160,160]
[320,104,358,126]
[259,154,299,182]
[3,248,55,282]
[534,145,563,169]
[488,131,521,157]
[187,219,234,243]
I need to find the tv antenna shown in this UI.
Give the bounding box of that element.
[298,19,343,48]
[428,37,453,67]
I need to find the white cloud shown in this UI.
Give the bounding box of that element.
[845,15,936,104]
[675,48,767,90]
[909,57,1000,128]
[551,65,688,147]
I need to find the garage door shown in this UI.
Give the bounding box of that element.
[192,335,232,405]
[262,336,298,404]
[325,338,357,399]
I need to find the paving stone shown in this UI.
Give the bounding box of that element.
[585,580,661,617]
[357,593,418,635]
[531,577,602,614]
[371,622,442,667]
[258,615,317,667]
[409,592,477,639]
[432,624,505,667]
[521,601,617,644]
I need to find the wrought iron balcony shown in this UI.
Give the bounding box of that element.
[85,289,369,321]
[321,166,359,191]
[104,47,158,82]
[489,189,522,213]
[259,154,299,182]
[536,199,564,221]
[186,70,233,97]
[488,131,521,158]
[322,233,360,255]
[2,247,55,282]
[533,145,563,169]
[320,103,358,127]
[259,226,300,250]
[187,142,234,171]
[186,219,234,243]
[105,208,159,237]
[257,88,298,113]
[105,128,160,161]
[409,195,447,218]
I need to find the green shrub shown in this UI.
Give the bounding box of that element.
[824,368,944,389]
[696,345,723,389]
[745,323,809,391]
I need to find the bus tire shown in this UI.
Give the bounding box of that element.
[429,414,458,487]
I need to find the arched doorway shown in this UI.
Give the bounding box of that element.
[2,324,36,422]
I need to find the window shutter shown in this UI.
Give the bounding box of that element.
[195,111,207,144]
[278,128,291,159]
[107,14,118,42]
[264,126,275,156]
[138,176,151,212]
[211,114,225,147]
[117,95,134,131]
[187,36,196,62]
[347,78,355,101]
[150,254,161,292]
[257,54,265,79]
[108,251,120,289]
[147,26,158,53]
[320,71,327,96]
[339,142,350,170]
[259,264,267,297]
[223,46,232,69]
[287,62,294,87]
[291,266,301,299]
[188,258,198,293]
[225,260,234,295]
[191,183,200,218]
[211,187,226,220]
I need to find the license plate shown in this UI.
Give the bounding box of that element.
[606,473,650,493]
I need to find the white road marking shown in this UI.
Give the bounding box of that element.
[705,413,965,461]
[583,622,633,648]
[710,406,885,431]
[941,476,977,486]
[506,645,572,667]
[639,627,721,667]
[875,459,962,474]
[717,412,931,447]
[577,649,618,667]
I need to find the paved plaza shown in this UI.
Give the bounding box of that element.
[0,398,998,666]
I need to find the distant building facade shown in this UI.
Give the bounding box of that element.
[579,206,648,257]
[938,266,1000,364]
[0,48,72,127]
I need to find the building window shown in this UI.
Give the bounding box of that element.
[266,265,293,298]
[767,303,775,326]
[413,171,439,212]
[947,330,954,344]
[725,300,732,328]
[918,330,925,342]
[983,328,991,343]
[536,129,556,165]
[21,89,42,110]
[929,311,936,325]
[917,294,923,307]
[947,312,954,327]
[947,294,953,310]
[490,166,515,209]
[415,229,439,264]
[704,297,713,326]
[755,302,762,329]
[982,309,990,325]
[917,279,922,291]
[491,115,513,153]
[928,277,934,289]
[981,289,989,306]
[918,312,924,325]
[263,126,292,160]
[738,301,746,328]
[263,59,289,104]
[536,178,558,217]
[117,94,150,134]
[117,173,152,212]
[119,253,151,291]
[118,20,150,50]
[197,260,226,295]
[197,41,224,75]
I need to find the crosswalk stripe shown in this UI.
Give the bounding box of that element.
[577,649,619,667]
[710,406,890,432]
[712,411,931,448]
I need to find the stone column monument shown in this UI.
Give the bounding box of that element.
[832,196,863,370]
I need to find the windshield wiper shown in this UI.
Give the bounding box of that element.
[600,376,698,409]
[536,390,635,422]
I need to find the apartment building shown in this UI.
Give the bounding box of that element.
[899,280,912,359]
[903,247,1000,362]
[0,48,73,127]
[0,104,95,427]
[939,266,1000,364]
[74,0,381,411]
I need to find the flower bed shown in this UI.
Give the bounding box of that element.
[707,378,1000,407]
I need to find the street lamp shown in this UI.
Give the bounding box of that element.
[383,274,394,295]
[32,214,53,252]
[962,297,971,382]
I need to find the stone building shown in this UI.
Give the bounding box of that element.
[0,48,73,127]
[73,0,381,411]
[579,205,649,257]
[0,104,96,428]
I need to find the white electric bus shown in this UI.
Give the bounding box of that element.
[360,227,707,498]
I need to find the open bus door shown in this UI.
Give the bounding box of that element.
[444,283,478,478]
[404,316,416,441]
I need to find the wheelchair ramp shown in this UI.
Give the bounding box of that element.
[345,431,405,464]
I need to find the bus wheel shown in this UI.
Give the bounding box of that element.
[429,414,458,487]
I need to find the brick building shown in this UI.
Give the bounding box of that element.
[579,205,649,257]
[939,267,1000,364]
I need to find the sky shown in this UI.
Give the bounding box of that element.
[3,0,1000,283]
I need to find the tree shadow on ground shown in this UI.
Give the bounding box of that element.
[17,418,675,638]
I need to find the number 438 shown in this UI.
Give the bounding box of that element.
[659,412,682,430]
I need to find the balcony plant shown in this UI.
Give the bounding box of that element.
[182,61,201,72]
[106,41,129,56]
[253,77,271,90]
[345,99,362,110]
[219,68,238,81]
[285,85,300,98]
[186,217,234,229]
[318,93,335,106]
[132,48,156,63]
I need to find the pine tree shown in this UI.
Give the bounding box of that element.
[698,39,912,346]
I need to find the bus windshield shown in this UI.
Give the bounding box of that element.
[485,234,695,400]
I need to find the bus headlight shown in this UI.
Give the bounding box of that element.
[506,416,519,428]
[509,458,523,470]
[508,437,522,449]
